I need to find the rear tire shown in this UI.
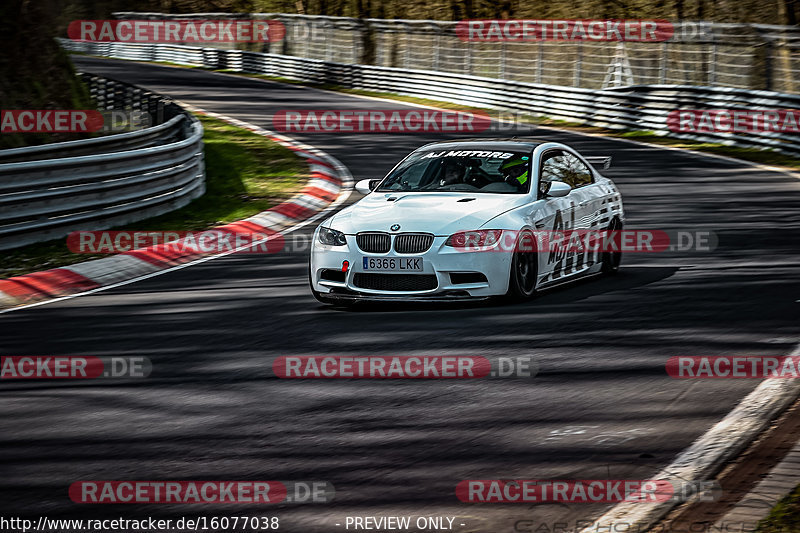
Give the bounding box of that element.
[505,230,538,301]
[601,218,623,275]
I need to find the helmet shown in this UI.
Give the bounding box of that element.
[500,157,529,186]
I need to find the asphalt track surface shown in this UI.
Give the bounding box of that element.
[0,56,799,532]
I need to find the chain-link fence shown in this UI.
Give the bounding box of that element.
[113,12,800,94]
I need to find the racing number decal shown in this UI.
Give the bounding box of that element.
[546,208,583,279]
[547,210,566,265]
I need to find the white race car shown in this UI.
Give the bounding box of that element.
[309,139,624,304]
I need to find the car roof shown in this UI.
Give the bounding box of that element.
[417,138,543,153]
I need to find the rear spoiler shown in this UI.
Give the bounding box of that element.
[584,156,612,170]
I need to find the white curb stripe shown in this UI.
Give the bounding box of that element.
[63,254,161,286]
[309,163,338,175]
[246,211,294,228]
[290,195,329,210]
[306,180,342,195]
[0,290,17,308]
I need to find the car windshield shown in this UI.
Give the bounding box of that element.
[376,149,532,194]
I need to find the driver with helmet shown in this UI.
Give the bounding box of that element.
[500,157,529,190]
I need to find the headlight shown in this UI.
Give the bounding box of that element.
[445,229,503,249]
[318,226,347,246]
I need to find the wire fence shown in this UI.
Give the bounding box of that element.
[113,12,800,94]
[60,39,800,159]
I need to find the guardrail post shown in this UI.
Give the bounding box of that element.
[499,42,506,79]
[708,42,717,86]
[536,42,543,84]
[433,32,441,71]
[280,16,291,56]
[660,42,668,84]
[765,41,774,91]
[574,42,583,87]
[325,21,334,62]
[404,30,411,69]
[360,19,375,65]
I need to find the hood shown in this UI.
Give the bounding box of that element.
[329,192,528,235]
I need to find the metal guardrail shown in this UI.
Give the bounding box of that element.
[112,12,800,93]
[62,39,800,158]
[0,74,205,250]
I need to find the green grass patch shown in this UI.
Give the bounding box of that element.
[0,113,307,279]
[614,130,800,169]
[756,483,800,533]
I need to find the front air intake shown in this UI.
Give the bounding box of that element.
[353,273,438,291]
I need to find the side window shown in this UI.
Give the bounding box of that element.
[539,150,593,195]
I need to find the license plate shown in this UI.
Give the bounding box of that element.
[362,257,423,272]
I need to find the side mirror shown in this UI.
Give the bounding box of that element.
[545,181,572,198]
[355,179,381,195]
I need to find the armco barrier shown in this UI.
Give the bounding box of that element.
[109,13,800,93]
[0,105,351,311]
[0,74,205,250]
[60,38,800,157]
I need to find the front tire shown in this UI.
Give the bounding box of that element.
[505,231,538,301]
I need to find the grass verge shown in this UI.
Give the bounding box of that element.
[756,484,800,533]
[0,113,307,279]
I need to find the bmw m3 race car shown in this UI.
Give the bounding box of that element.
[309,139,624,304]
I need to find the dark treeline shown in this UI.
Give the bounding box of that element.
[1,1,94,148]
[56,0,798,25]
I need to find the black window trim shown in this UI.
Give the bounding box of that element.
[537,148,595,198]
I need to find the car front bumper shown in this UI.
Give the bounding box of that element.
[310,232,513,299]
